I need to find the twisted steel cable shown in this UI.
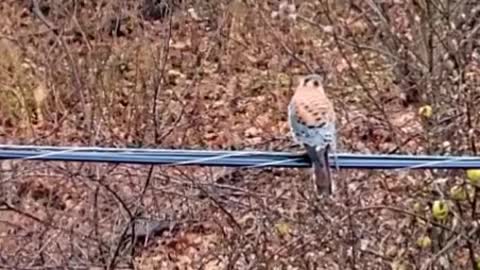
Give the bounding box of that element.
[0,145,479,169]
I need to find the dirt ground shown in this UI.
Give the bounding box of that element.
[0,0,479,269]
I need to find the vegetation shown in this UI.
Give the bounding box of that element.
[0,0,479,269]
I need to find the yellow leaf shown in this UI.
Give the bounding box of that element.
[467,169,480,186]
[450,185,467,201]
[275,222,290,236]
[416,235,431,248]
[432,200,448,221]
[418,105,432,118]
[277,73,290,87]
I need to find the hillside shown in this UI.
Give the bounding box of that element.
[0,0,479,269]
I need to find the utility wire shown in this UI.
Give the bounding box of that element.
[0,145,479,169]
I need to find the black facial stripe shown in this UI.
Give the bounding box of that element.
[303,77,311,85]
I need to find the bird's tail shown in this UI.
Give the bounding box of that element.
[305,144,333,195]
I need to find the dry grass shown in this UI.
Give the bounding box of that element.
[0,0,479,269]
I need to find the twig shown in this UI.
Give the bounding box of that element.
[152,9,173,144]
[420,222,479,270]
[31,0,87,116]
[347,205,452,233]
[249,0,314,73]
[1,201,108,248]
[31,0,58,32]
[321,0,401,150]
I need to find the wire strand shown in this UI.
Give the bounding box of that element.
[0,144,479,170]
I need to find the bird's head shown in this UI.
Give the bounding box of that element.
[299,73,326,94]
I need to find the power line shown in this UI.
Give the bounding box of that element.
[0,145,479,169]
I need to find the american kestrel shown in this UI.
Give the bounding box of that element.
[288,74,337,195]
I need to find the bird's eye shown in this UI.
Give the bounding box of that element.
[312,80,319,87]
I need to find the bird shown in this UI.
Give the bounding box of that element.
[288,73,337,195]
